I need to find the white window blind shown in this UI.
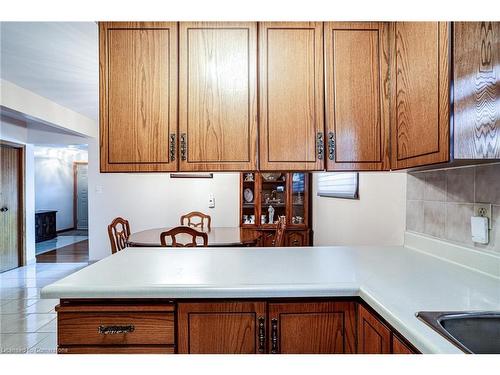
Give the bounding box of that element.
[317,172,359,199]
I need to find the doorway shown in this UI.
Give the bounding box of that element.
[0,142,25,273]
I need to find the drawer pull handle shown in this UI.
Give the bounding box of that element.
[271,318,278,354]
[258,316,265,353]
[98,325,135,335]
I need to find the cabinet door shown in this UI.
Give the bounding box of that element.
[454,22,500,159]
[259,22,325,171]
[99,22,178,172]
[392,334,415,354]
[179,22,258,171]
[390,22,450,169]
[357,304,391,354]
[324,22,390,171]
[177,301,266,354]
[268,301,356,354]
[286,231,308,247]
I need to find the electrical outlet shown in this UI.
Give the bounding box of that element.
[474,203,492,229]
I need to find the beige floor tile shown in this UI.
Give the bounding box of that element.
[0,332,50,354]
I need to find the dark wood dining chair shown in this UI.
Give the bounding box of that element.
[108,217,131,254]
[180,211,212,231]
[160,226,209,247]
[273,216,287,247]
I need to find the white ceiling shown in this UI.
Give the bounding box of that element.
[1,22,98,120]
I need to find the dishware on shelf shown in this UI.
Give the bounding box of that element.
[262,173,281,181]
[243,188,254,203]
[244,173,254,182]
[261,214,267,224]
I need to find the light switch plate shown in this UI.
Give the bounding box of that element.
[474,203,492,229]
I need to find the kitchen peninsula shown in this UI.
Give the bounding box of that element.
[41,235,500,354]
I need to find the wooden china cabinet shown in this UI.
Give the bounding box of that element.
[239,172,312,247]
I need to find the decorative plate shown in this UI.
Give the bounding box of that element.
[243,188,254,203]
[262,173,281,181]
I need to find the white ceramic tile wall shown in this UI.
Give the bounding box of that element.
[406,164,500,253]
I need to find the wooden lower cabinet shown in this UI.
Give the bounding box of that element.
[177,301,266,354]
[357,304,419,354]
[56,299,418,354]
[268,301,356,354]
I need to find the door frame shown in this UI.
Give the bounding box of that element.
[73,161,88,230]
[0,140,26,267]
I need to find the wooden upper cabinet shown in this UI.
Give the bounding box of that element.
[324,22,390,171]
[177,301,266,354]
[179,22,258,171]
[357,304,391,354]
[99,22,178,172]
[454,22,500,159]
[259,22,325,171]
[390,22,450,169]
[268,301,356,354]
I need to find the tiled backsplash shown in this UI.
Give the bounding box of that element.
[406,163,500,253]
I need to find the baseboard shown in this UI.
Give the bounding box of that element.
[404,231,500,279]
[57,227,76,234]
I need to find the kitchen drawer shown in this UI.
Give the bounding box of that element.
[56,303,175,346]
[59,346,175,354]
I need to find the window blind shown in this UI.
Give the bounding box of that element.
[317,172,359,199]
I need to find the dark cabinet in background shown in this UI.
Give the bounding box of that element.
[35,210,57,243]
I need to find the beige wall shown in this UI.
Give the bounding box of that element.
[312,172,407,246]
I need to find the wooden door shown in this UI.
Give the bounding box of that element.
[99,22,178,172]
[179,22,258,171]
[0,144,21,272]
[268,301,356,354]
[177,301,266,354]
[325,22,390,171]
[390,22,450,169]
[454,22,500,159]
[75,163,88,229]
[259,22,325,171]
[357,304,391,354]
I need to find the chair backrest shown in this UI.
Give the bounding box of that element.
[180,211,211,231]
[273,216,286,247]
[160,226,209,247]
[108,217,131,254]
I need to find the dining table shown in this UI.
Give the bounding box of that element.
[127,226,259,247]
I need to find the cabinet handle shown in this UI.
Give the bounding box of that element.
[180,133,187,161]
[0,207,8,213]
[328,131,335,161]
[258,316,265,353]
[271,318,278,354]
[169,133,176,161]
[316,132,324,160]
[98,325,135,335]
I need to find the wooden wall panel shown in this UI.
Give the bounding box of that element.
[259,22,324,171]
[325,22,390,171]
[390,22,450,169]
[179,22,258,171]
[454,22,500,159]
[99,22,178,172]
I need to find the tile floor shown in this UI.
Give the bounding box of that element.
[0,262,87,354]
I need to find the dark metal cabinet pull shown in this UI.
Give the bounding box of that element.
[0,207,8,213]
[328,131,335,161]
[169,133,176,161]
[271,318,278,354]
[316,132,324,160]
[98,325,135,335]
[258,317,266,353]
[180,133,187,161]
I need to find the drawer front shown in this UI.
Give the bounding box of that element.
[58,312,175,346]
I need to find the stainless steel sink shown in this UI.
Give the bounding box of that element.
[416,311,500,353]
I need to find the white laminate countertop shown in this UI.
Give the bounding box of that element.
[41,245,500,354]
